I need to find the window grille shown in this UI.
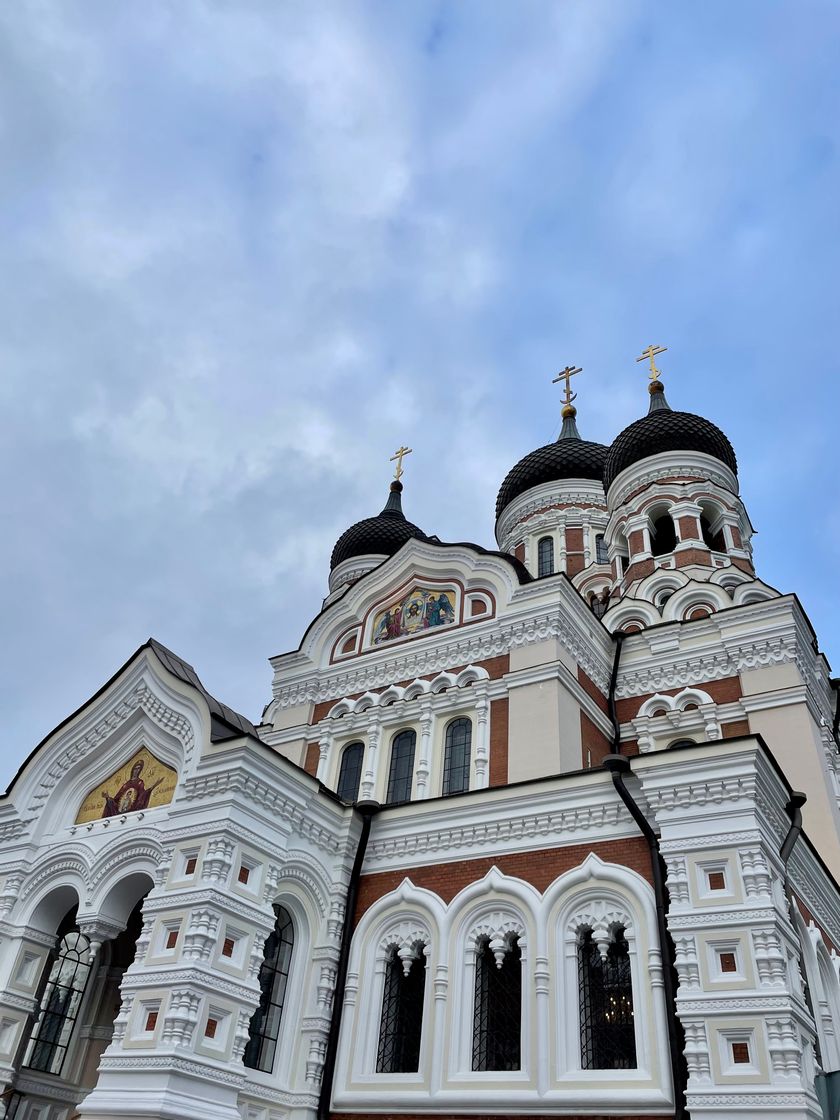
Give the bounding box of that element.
[24,931,93,1075]
[595,533,609,565]
[243,905,294,1072]
[376,947,426,1072]
[578,927,636,1069]
[386,729,416,805]
[442,718,471,796]
[337,741,364,801]
[537,537,554,577]
[472,936,521,1071]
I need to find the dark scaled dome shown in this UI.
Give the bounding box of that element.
[495,410,607,519]
[330,481,427,571]
[603,381,737,492]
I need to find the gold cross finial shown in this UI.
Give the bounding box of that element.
[389,445,413,481]
[636,345,668,380]
[552,365,583,408]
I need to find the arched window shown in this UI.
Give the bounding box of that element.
[442,718,471,796]
[578,926,636,1069]
[244,904,294,1072]
[537,537,554,577]
[472,935,521,1071]
[650,513,677,557]
[376,946,426,1072]
[24,929,93,1075]
[595,533,609,565]
[386,730,416,805]
[337,741,364,801]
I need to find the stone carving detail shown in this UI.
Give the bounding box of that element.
[161,988,200,1046]
[665,856,690,907]
[739,847,773,899]
[673,935,700,991]
[232,1008,253,1063]
[202,837,235,885]
[182,909,220,962]
[379,920,432,975]
[316,964,337,1011]
[567,902,634,961]
[766,1015,802,1076]
[305,1037,327,1085]
[682,1019,711,1082]
[752,928,787,988]
[468,912,527,965]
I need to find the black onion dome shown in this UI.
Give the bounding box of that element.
[604,383,737,492]
[330,481,427,571]
[495,410,607,520]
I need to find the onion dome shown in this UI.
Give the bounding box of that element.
[330,481,427,571]
[603,379,737,493]
[495,406,607,519]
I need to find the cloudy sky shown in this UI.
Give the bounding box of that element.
[1,1,838,790]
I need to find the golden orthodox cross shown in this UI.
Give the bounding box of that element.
[552,365,582,408]
[390,445,413,481]
[636,344,668,379]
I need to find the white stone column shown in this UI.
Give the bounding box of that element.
[316,728,332,783]
[474,695,490,789]
[360,722,380,802]
[415,703,434,799]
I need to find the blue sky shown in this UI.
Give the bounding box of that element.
[1,1,838,790]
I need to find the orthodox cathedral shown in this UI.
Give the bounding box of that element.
[1,352,839,1120]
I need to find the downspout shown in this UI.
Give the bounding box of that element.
[602,631,689,1119]
[831,679,839,746]
[318,799,379,1120]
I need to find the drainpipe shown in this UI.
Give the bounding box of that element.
[831,679,839,747]
[318,800,379,1120]
[602,632,689,1119]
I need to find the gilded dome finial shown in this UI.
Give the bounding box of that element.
[636,345,671,413]
[552,365,583,438]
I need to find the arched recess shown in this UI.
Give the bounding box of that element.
[248,883,317,1085]
[601,600,660,634]
[543,855,669,1087]
[660,583,731,624]
[336,880,443,1086]
[445,868,539,1079]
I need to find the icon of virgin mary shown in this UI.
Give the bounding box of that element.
[101,760,163,817]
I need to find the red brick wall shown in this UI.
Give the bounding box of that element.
[615,676,742,723]
[303,741,319,776]
[678,515,700,540]
[580,711,611,767]
[311,655,511,725]
[489,698,509,786]
[674,547,712,568]
[721,719,750,738]
[578,667,608,714]
[356,836,654,922]
[514,542,525,563]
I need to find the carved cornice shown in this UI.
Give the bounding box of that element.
[120,967,258,1004]
[97,1052,246,1088]
[273,608,612,709]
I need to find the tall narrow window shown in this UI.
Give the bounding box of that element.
[578,926,636,1069]
[24,930,93,1075]
[442,718,472,796]
[595,533,609,565]
[376,946,426,1072]
[337,741,364,801]
[472,936,521,1071]
[650,515,677,557]
[537,537,554,577]
[244,905,294,1072]
[386,730,416,805]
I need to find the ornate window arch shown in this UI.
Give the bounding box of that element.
[577,922,636,1069]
